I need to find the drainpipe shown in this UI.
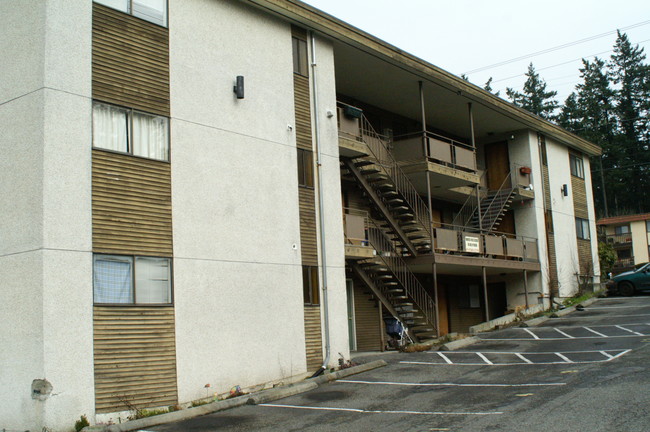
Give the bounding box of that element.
[309,31,331,377]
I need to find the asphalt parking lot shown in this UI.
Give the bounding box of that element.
[151,295,650,432]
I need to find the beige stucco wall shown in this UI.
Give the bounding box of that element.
[0,1,94,430]
[169,0,348,404]
[631,220,650,263]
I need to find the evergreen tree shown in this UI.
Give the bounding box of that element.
[506,63,559,120]
[609,31,650,213]
[484,77,500,97]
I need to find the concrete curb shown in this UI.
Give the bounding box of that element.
[439,336,480,351]
[528,296,600,325]
[310,359,388,385]
[89,360,388,432]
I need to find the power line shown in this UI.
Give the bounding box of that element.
[463,19,650,75]
[490,38,650,85]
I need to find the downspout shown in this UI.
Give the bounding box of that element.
[309,31,331,377]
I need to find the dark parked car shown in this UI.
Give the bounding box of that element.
[607,262,650,296]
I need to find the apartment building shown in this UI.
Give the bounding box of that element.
[598,213,650,273]
[0,0,600,429]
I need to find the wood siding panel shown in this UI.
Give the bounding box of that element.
[571,176,589,219]
[577,239,593,274]
[353,285,382,351]
[93,306,178,413]
[294,75,313,151]
[542,164,559,295]
[304,305,323,371]
[299,187,318,266]
[92,150,172,256]
[92,3,170,116]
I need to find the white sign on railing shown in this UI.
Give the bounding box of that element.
[464,236,480,253]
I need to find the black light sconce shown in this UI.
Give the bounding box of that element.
[233,76,244,99]
[561,184,568,197]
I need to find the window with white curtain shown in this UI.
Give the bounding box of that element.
[93,101,169,161]
[94,0,167,27]
[94,254,172,304]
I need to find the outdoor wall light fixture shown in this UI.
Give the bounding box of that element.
[233,76,245,99]
[561,184,568,196]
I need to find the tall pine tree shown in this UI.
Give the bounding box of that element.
[506,63,559,121]
[609,31,650,214]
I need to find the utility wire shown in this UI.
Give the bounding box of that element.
[463,19,650,75]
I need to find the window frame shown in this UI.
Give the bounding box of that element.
[292,36,309,77]
[646,220,650,233]
[615,225,630,235]
[92,101,170,162]
[575,217,591,240]
[94,0,168,27]
[569,153,585,179]
[93,253,173,306]
[297,148,314,188]
[302,266,320,306]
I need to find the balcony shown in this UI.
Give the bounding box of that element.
[343,208,375,260]
[392,132,480,193]
[605,233,633,248]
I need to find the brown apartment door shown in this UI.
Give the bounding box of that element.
[485,141,511,190]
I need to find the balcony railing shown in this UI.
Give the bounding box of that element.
[606,233,633,246]
[432,222,539,262]
[392,131,477,174]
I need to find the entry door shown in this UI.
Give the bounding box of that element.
[346,279,357,351]
[485,141,511,190]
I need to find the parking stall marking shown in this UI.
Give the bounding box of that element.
[615,325,644,336]
[437,352,453,364]
[259,403,504,416]
[554,328,574,338]
[400,349,631,366]
[523,328,540,339]
[337,379,567,388]
[583,327,608,337]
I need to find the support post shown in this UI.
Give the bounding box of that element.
[379,301,385,352]
[420,81,434,246]
[433,263,440,338]
[482,266,489,322]
[523,269,529,309]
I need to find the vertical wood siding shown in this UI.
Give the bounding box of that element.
[542,164,559,295]
[572,171,593,272]
[92,150,173,256]
[304,305,323,370]
[92,3,170,116]
[93,306,178,413]
[353,286,382,351]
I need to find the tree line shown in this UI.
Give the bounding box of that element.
[485,31,649,218]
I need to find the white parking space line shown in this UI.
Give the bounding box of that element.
[549,313,650,320]
[588,306,650,309]
[583,327,608,337]
[610,349,632,359]
[554,328,574,338]
[337,380,566,387]
[523,328,540,339]
[600,351,614,359]
[615,325,645,336]
[554,353,573,363]
[430,350,624,355]
[437,352,453,364]
[516,353,533,364]
[476,352,493,365]
[479,334,646,341]
[259,403,504,416]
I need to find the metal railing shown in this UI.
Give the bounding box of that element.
[392,131,477,173]
[433,222,539,262]
[338,102,432,244]
[613,257,635,268]
[605,233,633,246]
[365,218,437,330]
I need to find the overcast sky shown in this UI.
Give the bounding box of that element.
[301,0,650,104]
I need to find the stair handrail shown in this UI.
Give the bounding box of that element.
[365,218,437,332]
[482,169,516,231]
[338,102,432,242]
[451,170,488,228]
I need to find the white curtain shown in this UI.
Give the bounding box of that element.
[132,112,169,161]
[133,0,167,26]
[135,257,171,303]
[93,103,128,153]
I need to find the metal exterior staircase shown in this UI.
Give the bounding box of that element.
[340,115,432,256]
[452,171,516,232]
[351,220,437,341]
